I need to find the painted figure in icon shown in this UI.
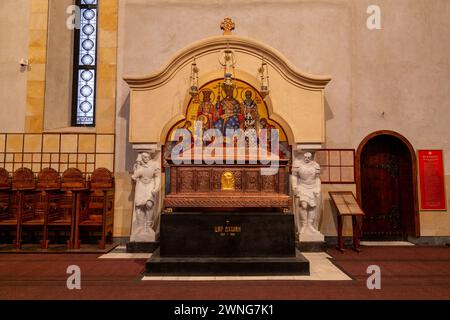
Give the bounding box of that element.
[242,90,259,131]
[215,83,243,134]
[258,118,275,149]
[179,120,194,146]
[241,90,259,146]
[197,89,215,130]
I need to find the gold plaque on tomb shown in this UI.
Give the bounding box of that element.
[221,171,235,190]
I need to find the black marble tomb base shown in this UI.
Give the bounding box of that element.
[160,212,296,257]
[145,212,310,276]
[126,241,159,253]
[146,248,310,276]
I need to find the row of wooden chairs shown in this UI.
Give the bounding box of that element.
[0,167,114,250]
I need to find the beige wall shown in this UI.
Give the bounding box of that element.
[44,0,119,132]
[320,184,357,237]
[44,0,73,130]
[0,132,115,174]
[115,0,450,237]
[420,176,450,236]
[0,0,122,232]
[0,0,31,132]
[116,0,450,171]
[0,0,449,238]
[25,0,49,133]
[115,0,352,172]
[113,172,134,237]
[0,0,119,134]
[350,0,450,165]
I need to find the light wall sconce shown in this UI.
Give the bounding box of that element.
[219,45,237,87]
[258,57,270,98]
[19,58,30,68]
[189,57,200,102]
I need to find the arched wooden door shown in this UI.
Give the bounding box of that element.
[357,131,419,240]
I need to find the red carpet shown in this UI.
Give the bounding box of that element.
[0,246,449,300]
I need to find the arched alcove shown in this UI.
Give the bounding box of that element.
[165,78,288,142]
[160,68,295,145]
[123,34,331,147]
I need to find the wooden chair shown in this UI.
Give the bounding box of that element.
[75,168,115,249]
[0,168,14,247]
[36,168,63,249]
[11,168,39,249]
[60,168,88,249]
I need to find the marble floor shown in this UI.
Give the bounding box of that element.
[360,241,414,246]
[99,247,352,281]
[98,252,152,259]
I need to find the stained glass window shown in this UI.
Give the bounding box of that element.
[72,0,98,126]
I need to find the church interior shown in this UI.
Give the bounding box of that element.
[0,0,449,301]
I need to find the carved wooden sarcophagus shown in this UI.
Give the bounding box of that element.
[163,160,291,211]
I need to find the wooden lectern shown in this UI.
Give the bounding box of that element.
[329,191,365,253]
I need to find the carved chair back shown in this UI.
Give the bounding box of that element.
[0,168,10,190]
[37,168,60,190]
[75,168,115,249]
[89,168,114,190]
[61,168,85,190]
[0,168,11,221]
[35,168,62,222]
[57,168,86,222]
[11,168,38,222]
[12,168,35,190]
[82,168,115,223]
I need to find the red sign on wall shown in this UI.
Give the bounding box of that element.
[418,150,447,211]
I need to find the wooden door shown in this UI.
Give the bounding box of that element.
[360,134,415,239]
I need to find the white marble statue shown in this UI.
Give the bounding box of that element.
[130,151,161,242]
[291,151,323,240]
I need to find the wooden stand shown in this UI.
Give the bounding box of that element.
[329,191,365,253]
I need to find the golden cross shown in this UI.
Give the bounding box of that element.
[220,18,235,35]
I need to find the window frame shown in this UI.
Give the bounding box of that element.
[71,0,99,127]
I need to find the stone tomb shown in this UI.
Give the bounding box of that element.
[124,25,332,276]
[146,212,309,276]
[146,161,309,276]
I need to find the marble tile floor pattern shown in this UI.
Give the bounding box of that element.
[99,247,352,281]
[360,241,415,246]
[1,245,449,299]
